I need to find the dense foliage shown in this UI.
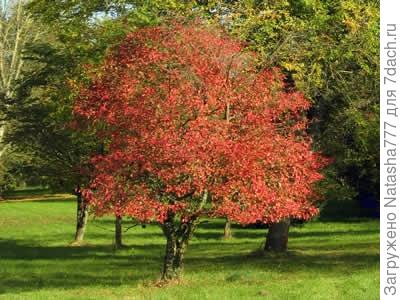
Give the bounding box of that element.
[0,0,41,194]
[76,23,327,224]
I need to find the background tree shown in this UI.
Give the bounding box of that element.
[75,23,327,280]
[3,0,127,242]
[3,41,98,242]
[0,0,41,195]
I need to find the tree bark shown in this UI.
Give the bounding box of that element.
[161,214,178,280]
[161,212,197,281]
[264,218,290,252]
[115,215,123,248]
[73,186,89,244]
[172,223,192,274]
[160,192,206,281]
[224,218,232,239]
[173,242,185,273]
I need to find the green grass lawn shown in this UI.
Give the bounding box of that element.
[0,197,379,300]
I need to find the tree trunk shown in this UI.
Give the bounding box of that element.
[115,215,123,248]
[160,192,206,281]
[224,218,232,239]
[161,233,191,281]
[161,212,197,281]
[264,218,290,252]
[161,215,179,281]
[173,243,185,273]
[73,186,89,244]
[173,234,190,275]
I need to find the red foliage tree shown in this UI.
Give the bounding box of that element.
[74,22,328,280]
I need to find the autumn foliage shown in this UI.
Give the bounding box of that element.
[74,22,328,278]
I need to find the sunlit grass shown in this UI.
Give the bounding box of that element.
[0,197,379,299]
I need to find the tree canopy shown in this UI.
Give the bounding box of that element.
[74,22,328,278]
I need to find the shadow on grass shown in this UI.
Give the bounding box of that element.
[84,219,379,241]
[289,228,379,238]
[0,239,162,294]
[0,227,379,295]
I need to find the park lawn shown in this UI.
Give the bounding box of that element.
[0,197,379,300]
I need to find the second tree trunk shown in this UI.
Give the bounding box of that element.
[264,218,290,252]
[224,219,232,239]
[74,187,89,244]
[115,215,123,248]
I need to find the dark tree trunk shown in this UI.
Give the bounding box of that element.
[160,192,206,281]
[161,215,178,280]
[264,218,290,252]
[161,212,197,281]
[224,218,232,239]
[73,186,89,244]
[172,231,190,274]
[173,243,185,272]
[115,215,123,248]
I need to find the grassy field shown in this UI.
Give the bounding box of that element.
[0,195,379,300]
